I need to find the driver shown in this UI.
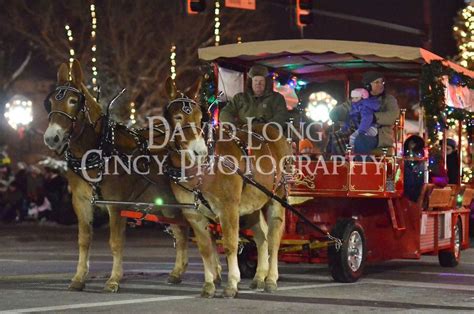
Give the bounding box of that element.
[219,65,289,128]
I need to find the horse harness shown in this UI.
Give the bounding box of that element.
[45,83,151,202]
[164,96,288,220]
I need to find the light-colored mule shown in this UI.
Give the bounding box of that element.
[43,60,189,292]
[164,78,291,298]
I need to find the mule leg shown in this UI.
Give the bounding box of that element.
[249,211,269,291]
[182,210,219,298]
[104,206,127,293]
[69,194,94,291]
[212,236,222,286]
[265,200,285,293]
[167,224,189,284]
[220,208,240,298]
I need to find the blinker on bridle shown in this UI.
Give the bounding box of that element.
[166,96,197,115]
[45,82,87,123]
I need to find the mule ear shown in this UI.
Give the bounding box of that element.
[57,63,69,84]
[70,59,83,85]
[185,78,202,100]
[165,77,178,100]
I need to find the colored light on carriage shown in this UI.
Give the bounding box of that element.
[154,198,164,206]
[297,80,307,86]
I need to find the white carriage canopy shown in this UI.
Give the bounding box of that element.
[198,39,474,82]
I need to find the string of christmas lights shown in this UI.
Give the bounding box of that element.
[129,101,136,125]
[90,2,98,91]
[64,24,75,79]
[64,24,75,64]
[214,1,220,46]
[453,2,474,69]
[170,44,176,80]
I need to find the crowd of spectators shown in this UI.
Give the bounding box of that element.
[0,152,76,225]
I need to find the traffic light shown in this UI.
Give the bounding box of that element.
[187,0,206,14]
[296,0,313,26]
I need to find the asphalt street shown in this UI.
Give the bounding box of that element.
[1,223,474,313]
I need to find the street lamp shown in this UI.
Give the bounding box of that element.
[4,95,33,132]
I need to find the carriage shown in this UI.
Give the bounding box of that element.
[121,40,473,283]
[190,39,474,282]
[45,40,473,295]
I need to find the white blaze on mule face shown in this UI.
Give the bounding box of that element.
[186,137,208,164]
[44,123,68,152]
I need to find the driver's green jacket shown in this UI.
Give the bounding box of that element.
[219,90,289,127]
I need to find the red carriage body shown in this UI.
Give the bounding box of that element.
[121,40,473,282]
[197,39,473,281]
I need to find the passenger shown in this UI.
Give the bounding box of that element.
[361,72,399,153]
[219,65,289,128]
[429,151,449,188]
[329,72,399,155]
[403,135,425,202]
[299,139,315,155]
[341,88,380,152]
[445,139,460,184]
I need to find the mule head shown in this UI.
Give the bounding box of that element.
[43,59,100,154]
[164,77,207,161]
[164,77,203,127]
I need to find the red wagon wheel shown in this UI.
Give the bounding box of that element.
[328,219,367,283]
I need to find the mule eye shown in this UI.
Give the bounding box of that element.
[70,99,78,105]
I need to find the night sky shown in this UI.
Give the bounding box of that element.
[13,0,472,79]
[268,0,466,58]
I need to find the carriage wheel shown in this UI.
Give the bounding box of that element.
[438,218,462,267]
[328,219,366,283]
[238,242,257,279]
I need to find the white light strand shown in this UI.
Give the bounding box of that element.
[453,4,474,68]
[64,24,75,78]
[214,1,220,46]
[170,44,176,80]
[90,2,98,91]
[129,102,136,125]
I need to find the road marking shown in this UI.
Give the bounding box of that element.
[387,269,474,278]
[0,295,195,313]
[363,278,474,291]
[0,281,353,313]
[0,258,203,266]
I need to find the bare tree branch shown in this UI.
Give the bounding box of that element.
[1,0,275,122]
[7,51,32,87]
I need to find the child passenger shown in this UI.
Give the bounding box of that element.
[342,88,381,152]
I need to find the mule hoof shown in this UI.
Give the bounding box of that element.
[213,276,222,287]
[264,281,277,293]
[68,281,85,291]
[104,282,120,293]
[200,282,216,298]
[167,275,182,285]
[249,279,265,290]
[223,286,238,298]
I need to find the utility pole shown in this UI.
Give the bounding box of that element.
[423,0,432,50]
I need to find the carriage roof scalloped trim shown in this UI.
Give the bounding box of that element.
[198,39,474,80]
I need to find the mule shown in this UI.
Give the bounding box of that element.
[43,60,191,292]
[164,78,292,298]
